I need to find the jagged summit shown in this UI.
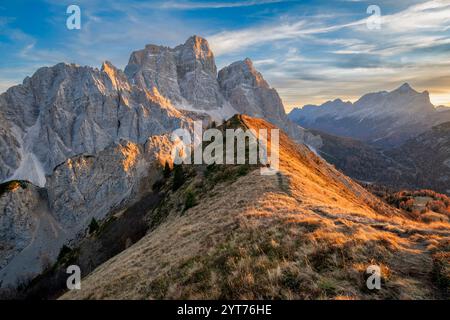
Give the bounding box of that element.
[220,58,270,89]
[175,35,217,75]
[392,82,419,95]
[124,35,230,117]
[121,35,314,143]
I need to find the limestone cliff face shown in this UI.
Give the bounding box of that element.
[47,141,143,234]
[218,58,287,128]
[0,182,39,271]
[0,113,21,180]
[218,58,321,147]
[125,36,232,116]
[125,44,182,106]
[0,135,176,288]
[0,181,69,288]
[0,61,192,186]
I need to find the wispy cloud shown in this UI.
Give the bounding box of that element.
[383,0,450,32]
[208,18,366,55]
[206,0,450,108]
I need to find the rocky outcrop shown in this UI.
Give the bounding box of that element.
[0,182,39,271]
[0,134,176,288]
[47,141,142,234]
[218,58,287,128]
[47,136,175,233]
[0,181,69,289]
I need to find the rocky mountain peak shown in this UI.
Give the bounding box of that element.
[217,58,289,129]
[394,82,416,94]
[218,58,269,90]
[124,35,231,116]
[175,35,217,76]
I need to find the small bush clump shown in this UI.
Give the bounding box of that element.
[88,218,100,234]
[184,191,197,212]
[172,164,185,191]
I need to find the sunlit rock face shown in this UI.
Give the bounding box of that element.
[125,44,182,106]
[0,61,191,186]
[217,58,322,147]
[47,135,175,234]
[46,141,143,234]
[125,35,231,115]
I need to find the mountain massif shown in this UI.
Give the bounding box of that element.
[0,36,449,299]
[0,35,319,290]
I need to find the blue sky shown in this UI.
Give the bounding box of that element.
[1,0,449,110]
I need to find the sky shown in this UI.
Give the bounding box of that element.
[0,0,449,111]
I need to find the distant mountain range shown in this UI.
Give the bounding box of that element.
[309,121,450,195]
[288,83,450,195]
[289,83,450,148]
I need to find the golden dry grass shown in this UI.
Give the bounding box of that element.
[60,115,450,300]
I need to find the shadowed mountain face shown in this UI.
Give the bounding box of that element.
[289,83,450,148]
[308,123,450,196]
[385,122,450,195]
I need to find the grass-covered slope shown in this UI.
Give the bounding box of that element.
[60,115,450,300]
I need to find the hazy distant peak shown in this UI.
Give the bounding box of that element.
[392,82,418,94]
[288,82,450,147]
